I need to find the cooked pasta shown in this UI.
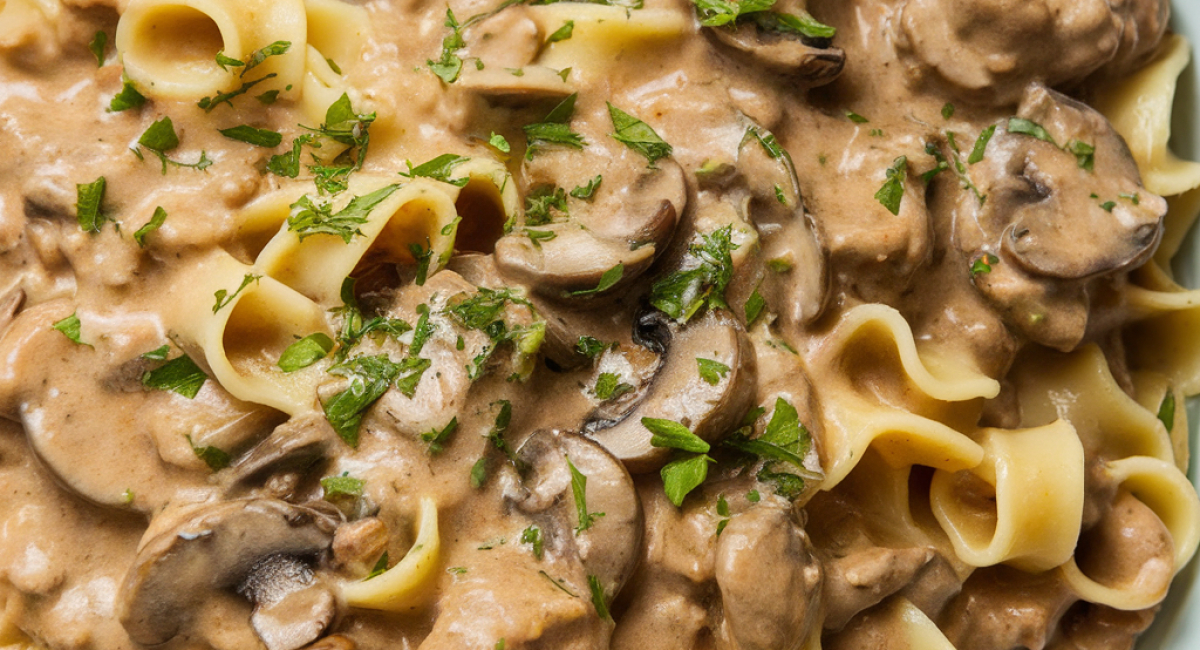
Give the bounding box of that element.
[0,0,1198,649]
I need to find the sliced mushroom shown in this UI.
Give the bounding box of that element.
[514,429,644,602]
[118,498,341,647]
[955,83,1166,349]
[715,503,822,650]
[495,155,686,302]
[707,10,844,85]
[584,309,756,473]
[221,412,337,498]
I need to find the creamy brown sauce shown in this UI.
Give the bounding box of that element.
[0,0,1192,649]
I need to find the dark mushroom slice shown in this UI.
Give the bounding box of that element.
[954,83,1166,348]
[514,429,644,603]
[494,157,686,302]
[706,9,844,85]
[118,498,341,648]
[584,309,756,473]
[221,412,337,497]
[715,502,823,650]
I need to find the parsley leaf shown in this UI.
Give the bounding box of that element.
[523,122,586,158]
[428,8,466,83]
[52,312,87,346]
[546,20,574,43]
[696,358,730,385]
[135,117,212,174]
[576,336,610,359]
[744,288,766,325]
[89,31,107,66]
[608,103,673,167]
[367,552,389,579]
[421,417,458,454]
[75,177,107,233]
[212,274,260,313]
[288,184,401,243]
[219,125,283,147]
[967,125,996,164]
[523,185,569,226]
[643,417,711,453]
[941,103,955,119]
[1007,117,1056,145]
[1157,390,1176,433]
[521,524,544,559]
[874,156,907,215]
[593,372,634,400]
[198,74,276,112]
[690,0,774,27]
[649,225,737,322]
[142,354,207,398]
[1067,140,1095,171]
[134,206,168,247]
[186,435,230,471]
[321,473,364,499]
[567,456,605,532]
[266,134,314,178]
[749,10,837,40]
[142,345,170,361]
[845,110,869,123]
[403,153,470,186]
[488,132,511,153]
[108,80,146,112]
[970,252,998,277]
[661,454,713,507]
[323,354,404,446]
[568,263,624,297]
[278,333,335,372]
[570,175,602,200]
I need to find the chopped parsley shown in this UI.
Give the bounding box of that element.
[970,252,998,277]
[715,494,730,535]
[89,31,107,66]
[967,125,996,164]
[488,132,511,153]
[278,333,335,372]
[570,175,603,200]
[428,8,466,83]
[696,358,730,385]
[643,418,712,454]
[321,473,365,499]
[608,103,673,167]
[367,552,389,579]
[575,336,611,359]
[845,110,869,123]
[523,185,569,226]
[568,263,624,297]
[199,41,290,111]
[649,225,737,322]
[402,153,470,187]
[1100,200,1116,212]
[744,288,766,325]
[524,93,586,159]
[568,456,605,533]
[1006,117,1056,144]
[133,206,168,247]
[212,273,261,313]
[1157,390,1176,433]
[108,80,146,112]
[142,345,171,361]
[470,457,488,488]
[186,434,230,472]
[421,417,459,454]
[722,397,814,500]
[52,312,87,346]
[75,177,107,233]
[322,354,406,447]
[589,575,611,621]
[287,184,401,243]
[941,103,955,119]
[661,453,713,507]
[218,125,283,148]
[874,156,907,215]
[142,353,207,399]
[1067,140,1095,171]
[521,524,544,559]
[546,20,574,43]
[593,372,634,400]
[134,117,213,174]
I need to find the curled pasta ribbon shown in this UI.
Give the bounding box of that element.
[1132,371,1189,472]
[255,175,461,305]
[527,5,688,80]
[342,496,440,612]
[1059,456,1200,610]
[300,45,353,128]
[1093,34,1200,198]
[0,0,59,48]
[1014,344,1175,462]
[164,251,332,415]
[115,0,307,99]
[303,0,368,68]
[887,598,958,650]
[931,421,1086,573]
[815,305,995,487]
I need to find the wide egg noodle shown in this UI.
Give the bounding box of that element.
[340,496,440,612]
[810,304,996,488]
[114,0,307,100]
[929,421,1086,573]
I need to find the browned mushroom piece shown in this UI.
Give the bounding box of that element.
[494,156,686,301]
[117,499,342,650]
[583,309,756,473]
[706,7,844,85]
[955,83,1166,349]
[714,502,823,650]
[514,429,644,603]
[221,412,338,498]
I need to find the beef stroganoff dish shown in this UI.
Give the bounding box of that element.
[2,0,1200,648]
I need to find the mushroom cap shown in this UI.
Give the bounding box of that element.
[118,498,339,645]
[515,429,644,602]
[708,21,845,86]
[584,309,757,473]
